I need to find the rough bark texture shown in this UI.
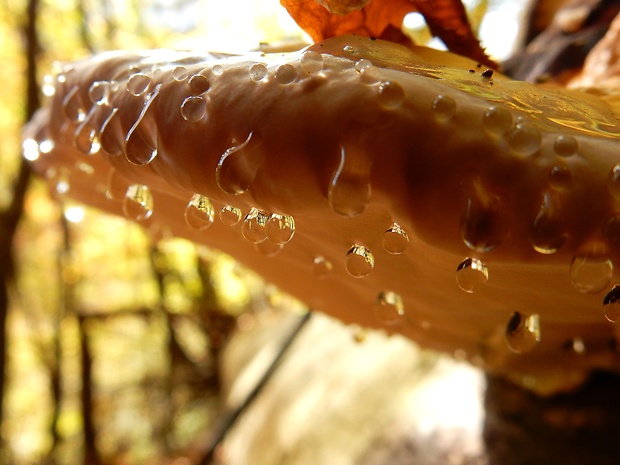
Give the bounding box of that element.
[484,371,620,465]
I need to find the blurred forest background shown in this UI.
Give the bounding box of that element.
[0,1,499,464]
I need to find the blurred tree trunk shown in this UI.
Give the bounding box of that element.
[0,0,37,441]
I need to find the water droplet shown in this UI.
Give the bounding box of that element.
[505,312,541,354]
[355,59,380,84]
[172,66,189,81]
[570,254,613,294]
[374,291,405,325]
[184,194,214,230]
[99,107,123,156]
[609,164,620,200]
[300,51,323,74]
[216,132,263,195]
[603,285,620,323]
[74,120,100,154]
[188,73,210,94]
[344,244,374,278]
[62,86,85,123]
[554,135,578,157]
[181,96,207,122]
[256,240,283,257]
[106,168,129,201]
[123,184,153,221]
[456,257,489,293]
[212,64,224,76]
[127,73,152,96]
[378,81,404,109]
[249,63,268,81]
[549,165,571,189]
[507,121,542,156]
[432,94,456,121]
[482,106,512,136]
[531,192,566,254]
[313,256,333,278]
[343,45,355,53]
[382,223,409,254]
[266,213,295,245]
[461,184,508,252]
[275,64,296,84]
[242,208,269,243]
[88,81,111,105]
[220,205,242,226]
[125,84,160,165]
[328,146,371,217]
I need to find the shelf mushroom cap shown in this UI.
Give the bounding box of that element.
[24,35,620,393]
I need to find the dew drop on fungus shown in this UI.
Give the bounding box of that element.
[355,59,380,84]
[275,64,296,84]
[181,96,207,122]
[382,223,409,254]
[123,184,153,221]
[603,285,620,323]
[106,168,129,201]
[242,208,269,243]
[220,205,242,226]
[249,63,268,81]
[549,165,571,189]
[63,86,85,123]
[99,107,123,156]
[300,51,323,74]
[378,81,404,109]
[554,135,578,157]
[507,121,542,156]
[172,66,189,81]
[530,192,566,254]
[461,185,508,253]
[127,73,152,96]
[88,81,111,105]
[328,146,371,217]
[482,106,512,136]
[266,213,296,245]
[184,194,214,230]
[570,254,613,294]
[374,291,405,325]
[256,240,283,257]
[432,94,456,121]
[125,84,160,165]
[456,257,489,293]
[344,244,374,278]
[313,256,333,278]
[212,64,224,76]
[188,73,210,94]
[505,312,541,354]
[343,45,355,53]
[216,132,263,195]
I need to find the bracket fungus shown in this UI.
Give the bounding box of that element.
[23,34,620,393]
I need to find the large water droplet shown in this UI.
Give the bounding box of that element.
[249,63,268,81]
[374,291,405,325]
[432,94,456,122]
[313,256,333,278]
[382,223,408,254]
[570,254,613,294]
[74,109,102,155]
[127,73,152,96]
[531,192,566,254]
[355,59,380,84]
[125,84,160,165]
[554,135,578,157]
[456,257,489,293]
[482,106,512,136]
[216,132,263,195]
[242,208,268,243]
[603,285,620,323]
[505,312,541,354]
[181,96,207,122]
[184,194,214,230]
[275,64,296,84]
[63,86,85,123]
[300,51,323,74]
[378,81,404,109]
[461,184,508,252]
[172,66,189,81]
[188,73,210,94]
[88,81,112,105]
[507,121,542,156]
[123,184,153,221]
[266,213,295,245]
[344,244,374,278]
[220,205,242,226]
[328,146,371,217]
[548,165,571,190]
[212,64,224,76]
